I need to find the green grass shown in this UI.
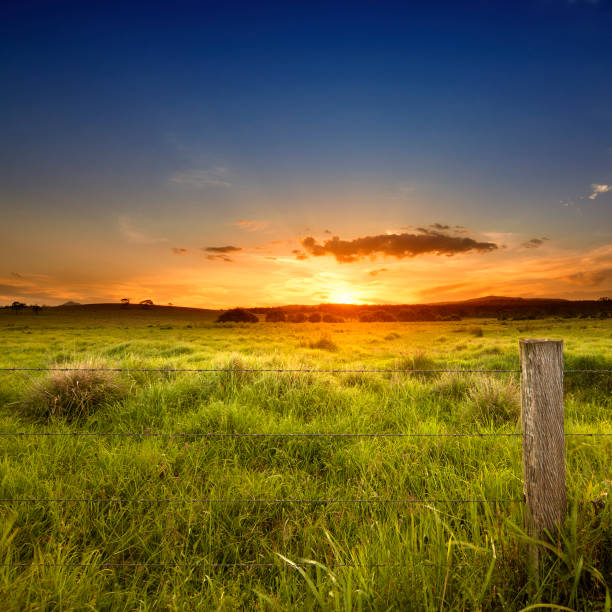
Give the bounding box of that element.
[0,308,610,610]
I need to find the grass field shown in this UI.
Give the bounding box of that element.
[0,306,610,610]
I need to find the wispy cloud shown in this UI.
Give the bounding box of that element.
[368,268,388,276]
[521,237,549,249]
[203,246,242,254]
[169,166,232,189]
[561,267,612,286]
[171,247,189,255]
[118,217,167,245]
[236,220,267,232]
[588,184,611,200]
[206,255,234,263]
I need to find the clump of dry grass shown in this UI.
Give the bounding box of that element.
[21,360,125,421]
[309,335,338,351]
[467,326,484,337]
[461,376,520,426]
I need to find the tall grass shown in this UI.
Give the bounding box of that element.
[0,311,610,609]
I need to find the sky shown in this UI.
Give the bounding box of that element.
[1,0,612,307]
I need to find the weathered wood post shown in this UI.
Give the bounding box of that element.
[519,339,566,574]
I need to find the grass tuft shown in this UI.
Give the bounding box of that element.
[462,375,520,426]
[19,360,125,421]
[309,335,338,351]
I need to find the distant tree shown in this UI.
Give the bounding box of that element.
[265,310,286,322]
[396,309,417,322]
[599,297,610,302]
[139,299,154,309]
[120,298,130,309]
[289,312,307,323]
[31,304,42,315]
[308,312,322,323]
[11,301,26,314]
[322,314,343,323]
[217,308,259,323]
[359,310,395,322]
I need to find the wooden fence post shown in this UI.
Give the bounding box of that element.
[519,339,566,574]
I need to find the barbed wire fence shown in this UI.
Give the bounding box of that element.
[0,339,610,571]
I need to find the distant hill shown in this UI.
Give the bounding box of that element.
[22,296,610,322]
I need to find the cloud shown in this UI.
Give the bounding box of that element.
[203,246,242,253]
[521,237,549,249]
[171,248,189,255]
[562,267,612,286]
[430,223,451,230]
[236,220,267,232]
[368,268,388,276]
[588,184,611,200]
[300,229,498,263]
[206,255,234,262]
[118,217,167,245]
[169,166,232,189]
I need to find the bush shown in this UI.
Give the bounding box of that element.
[308,313,322,323]
[309,335,338,351]
[289,312,307,323]
[21,363,125,421]
[467,326,483,337]
[265,310,286,322]
[217,308,259,323]
[359,310,395,322]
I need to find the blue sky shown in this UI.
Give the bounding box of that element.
[1,0,611,306]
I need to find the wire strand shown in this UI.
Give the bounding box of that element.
[0,431,608,437]
[0,367,521,373]
[0,497,523,504]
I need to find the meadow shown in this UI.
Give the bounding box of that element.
[0,306,610,610]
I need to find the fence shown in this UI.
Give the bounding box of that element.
[0,338,610,573]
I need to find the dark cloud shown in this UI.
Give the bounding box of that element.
[171,247,189,255]
[430,223,450,230]
[562,268,612,286]
[294,251,308,261]
[300,229,498,263]
[368,268,388,276]
[324,229,332,234]
[522,237,549,249]
[203,245,242,253]
[11,272,23,279]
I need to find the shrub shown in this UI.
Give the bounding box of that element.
[467,326,483,337]
[309,335,338,351]
[359,310,395,322]
[21,362,125,421]
[265,310,286,322]
[217,308,259,323]
[308,313,322,323]
[384,332,401,340]
[289,312,307,323]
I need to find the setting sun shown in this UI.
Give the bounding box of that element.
[328,289,359,304]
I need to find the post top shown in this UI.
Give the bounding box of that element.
[519,338,563,345]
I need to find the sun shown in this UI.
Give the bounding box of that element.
[329,289,359,304]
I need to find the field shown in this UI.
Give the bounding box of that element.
[0,306,610,610]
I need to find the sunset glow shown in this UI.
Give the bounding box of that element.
[1,2,611,307]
